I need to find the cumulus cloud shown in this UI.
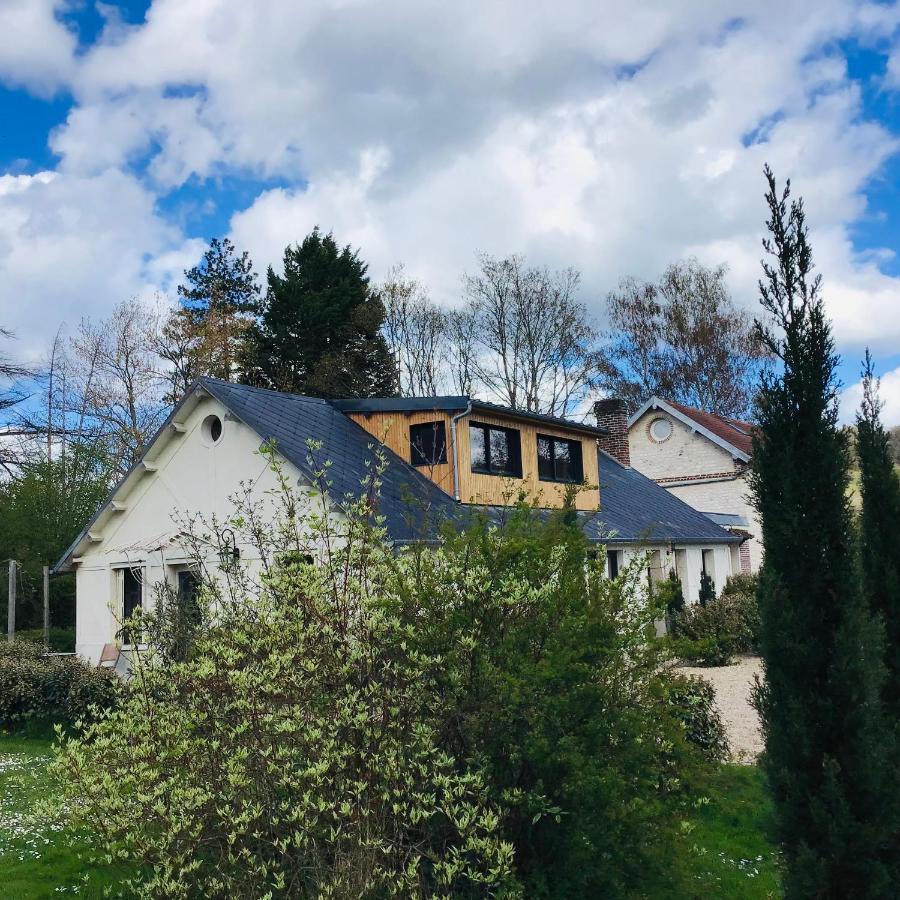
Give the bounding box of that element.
[0,169,202,360]
[0,0,76,95]
[3,0,900,366]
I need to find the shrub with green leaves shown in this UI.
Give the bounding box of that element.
[52,453,516,899]
[51,445,714,898]
[663,673,730,760]
[671,586,760,666]
[0,640,119,728]
[392,511,711,898]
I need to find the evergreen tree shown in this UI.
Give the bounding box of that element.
[698,572,715,608]
[162,237,260,390]
[856,352,900,885]
[246,228,397,398]
[751,166,891,898]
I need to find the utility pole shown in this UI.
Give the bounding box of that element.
[43,565,50,649]
[7,560,15,643]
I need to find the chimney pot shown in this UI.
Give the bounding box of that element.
[594,398,631,466]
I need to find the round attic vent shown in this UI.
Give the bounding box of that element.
[649,416,673,443]
[202,414,224,445]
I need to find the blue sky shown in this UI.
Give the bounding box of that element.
[2,1,900,422]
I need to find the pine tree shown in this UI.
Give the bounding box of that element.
[165,237,260,388]
[751,166,891,898]
[246,228,397,398]
[698,572,715,608]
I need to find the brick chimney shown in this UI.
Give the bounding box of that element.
[594,398,630,466]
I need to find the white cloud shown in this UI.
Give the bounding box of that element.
[0,0,76,95]
[841,366,900,428]
[3,0,900,367]
[0,169,202,360]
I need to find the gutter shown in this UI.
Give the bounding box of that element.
[449,400,473,501]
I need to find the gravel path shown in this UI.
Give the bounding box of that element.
[678,655,764,761]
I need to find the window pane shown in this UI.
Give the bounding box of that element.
[410,421,447,466]
[489,427,510,473]
[554,441,573,481]
[607,550,620,579]
[470,425,487,470]
[537,436,554,480]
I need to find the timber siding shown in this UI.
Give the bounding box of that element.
[348,409,600,511]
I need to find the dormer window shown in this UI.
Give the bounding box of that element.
[537,434,584,483]
[469,422,522,477]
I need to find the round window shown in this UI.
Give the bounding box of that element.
[649,417,673,443]
[202,414,224,445]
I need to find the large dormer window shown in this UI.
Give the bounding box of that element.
[537,434,584,483]
[469,422,522,477]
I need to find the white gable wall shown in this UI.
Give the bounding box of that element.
[628,409,762,573]
[72,394,325,663]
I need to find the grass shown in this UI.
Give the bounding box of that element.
[0,730,129,898]
[0,731,780,898]
[679,764,781,898]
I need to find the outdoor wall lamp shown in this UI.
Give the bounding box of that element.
[219,528,241,571]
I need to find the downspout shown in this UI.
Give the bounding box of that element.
[450,400,473,502]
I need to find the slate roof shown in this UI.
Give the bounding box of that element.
[55,381,738,570]
[591,450,741,545]
[201,380,462,543]
[332,396,608,438]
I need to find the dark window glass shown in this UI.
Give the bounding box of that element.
[607,550,620,579]
[121,568,142,645]
[470,422,521,476]
[537,436,554,480]
[470,425,487,470]
[210,417,222,442]
[536,434,583,483]
[410,421,447,466]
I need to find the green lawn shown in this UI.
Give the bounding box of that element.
[680,764,781,898]
[0,731,128,898]
[0,732,780,898]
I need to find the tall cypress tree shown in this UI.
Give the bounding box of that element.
[857,352,900,714]
[246,228,397,398]
[751,166,890,898]
[856,352,900,886]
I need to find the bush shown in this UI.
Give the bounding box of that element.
[398,512,711,898]
[53,458,516,899]
[698,571,716,607]
[663,673,729,760]
[721,573,759,597]
[0,640,119,728]
[51,448,716,899]
[655,569,685,629]
[670,590,761,666]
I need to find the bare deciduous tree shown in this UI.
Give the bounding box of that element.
[463,253,600,416]
[601,258,768,417]
[379,266,449,397]
[72,299,169,474]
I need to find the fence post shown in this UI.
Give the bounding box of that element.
[7,560,15,642]
[43,565,50,649]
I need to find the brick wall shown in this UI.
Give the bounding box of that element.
[594,399,630,466]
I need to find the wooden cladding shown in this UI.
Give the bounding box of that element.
[347,409,599,511]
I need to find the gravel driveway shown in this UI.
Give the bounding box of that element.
[678,655,764,761]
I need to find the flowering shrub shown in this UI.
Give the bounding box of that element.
[52,451,516,899]
[51,444,715,898]
[0,641,118,729]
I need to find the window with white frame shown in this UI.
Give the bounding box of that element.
[116,566,143,646]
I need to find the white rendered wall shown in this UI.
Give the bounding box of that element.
[73,395,322,663]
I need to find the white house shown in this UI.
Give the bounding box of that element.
[624,396,761,573]
[55,381,743,664]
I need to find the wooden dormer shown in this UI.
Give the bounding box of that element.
[332,397,604,512]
